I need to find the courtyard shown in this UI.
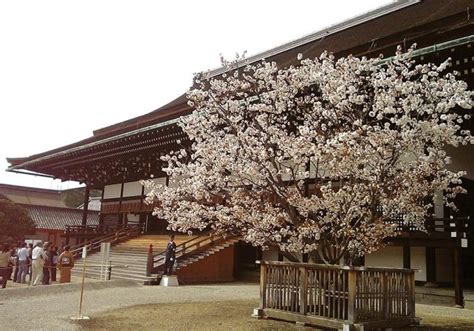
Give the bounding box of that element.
[1,280,474,330]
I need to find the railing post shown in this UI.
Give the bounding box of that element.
[260,263,267,309]
[410,271,416,318]
[347,269,357,325]
[382,271,389,320]
[146,244,153,277]
[299,266,308,315]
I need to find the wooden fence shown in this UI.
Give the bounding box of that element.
[257,261,417,330]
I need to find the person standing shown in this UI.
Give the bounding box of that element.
[17,242,29,284]
[42,242,51,285]
[0,244,11,288]
[31,241,45,286]
[58,245,74,283]
[164,234,176,276]
[50,246,58,282]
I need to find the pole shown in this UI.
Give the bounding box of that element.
[71,247,89,320]
[79,253,86,317]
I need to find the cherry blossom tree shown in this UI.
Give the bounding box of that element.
[145,48,473,264]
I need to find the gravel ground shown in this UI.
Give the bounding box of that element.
[0,281,260,331]
[2,281,474,331]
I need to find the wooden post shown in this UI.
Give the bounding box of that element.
[453,247,464,307]
[382,271,389,320]
[425,247,437,285]
[403,245,411,269]
[347,269,357,325]
[410,271,416,318]
[260,263,267,309]
[299,267,308,314]
[81,186,90,226]
[146,244,153,277]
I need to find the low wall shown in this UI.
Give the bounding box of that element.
[176,245,235,284]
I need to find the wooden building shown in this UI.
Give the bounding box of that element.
[6,0,474,303]
[0,183,99,245]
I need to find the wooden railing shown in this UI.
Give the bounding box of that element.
[389,216,471,237]
[65,224,137,237]
[146,233,237,276]
[69,224,144,259]
[257,261,417,330]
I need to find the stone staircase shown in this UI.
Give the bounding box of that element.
[72,234,239,284]
[72,235,192,283]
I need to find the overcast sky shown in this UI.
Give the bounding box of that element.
[0,0,390,190]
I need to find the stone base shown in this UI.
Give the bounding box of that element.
[70,315,90,321]
[160,275,179,287]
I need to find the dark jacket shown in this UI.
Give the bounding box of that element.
[165,241,176,260]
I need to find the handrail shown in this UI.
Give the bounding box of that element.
[147,233,238,275]
[69,223,144,259]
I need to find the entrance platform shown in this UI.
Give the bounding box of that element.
[416,286,474,309]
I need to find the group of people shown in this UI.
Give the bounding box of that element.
[0,241,73,288]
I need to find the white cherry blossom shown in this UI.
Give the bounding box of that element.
[145,50,473,265]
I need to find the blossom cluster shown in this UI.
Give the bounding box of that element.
[145,49,473,264]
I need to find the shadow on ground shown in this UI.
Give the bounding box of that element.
[75,299,474,331]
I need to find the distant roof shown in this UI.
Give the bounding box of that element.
[77,196,102,211]
[0,183,66,208]
[20,204,99,231]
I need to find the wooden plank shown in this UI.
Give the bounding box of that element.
[260,264,267,309]
[263,309,344,329]
[356,317,419,330]
[347,269,356,324]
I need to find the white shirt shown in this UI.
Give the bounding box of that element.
[18,247,29,261]
[32,246,45,260]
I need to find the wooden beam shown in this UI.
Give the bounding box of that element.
[263,309,343,329]
[453,247,464,307]
[403,245,411,269]
[81,186,90,226]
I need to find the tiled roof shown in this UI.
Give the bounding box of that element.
[0,183,67,208]
[19,204,99,231]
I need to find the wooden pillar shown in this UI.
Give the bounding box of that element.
[81,185,90,226]
[347,269,357,325]
[403,245,411,269]
[425,247,437,285]
[119,183,124,226]
[454,247,464,307]
[99,187,104,232]
[260,263,267,309]
[146,244,153,277]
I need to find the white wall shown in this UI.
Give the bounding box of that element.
[411,247,426,282]
[127,213,140,224]
[365,246,403,269]
[103,183,122,199]
[123,181,142,197]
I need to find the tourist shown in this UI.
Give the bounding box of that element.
[50,246,58,282]
[31,241,45,286]
[42,242,51,285]
[17,242,29,283]
[10,244,19,282]
[0,244,11,288]
[27,243,33,280]
[58,245,74,283]
[164,234,176,276]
